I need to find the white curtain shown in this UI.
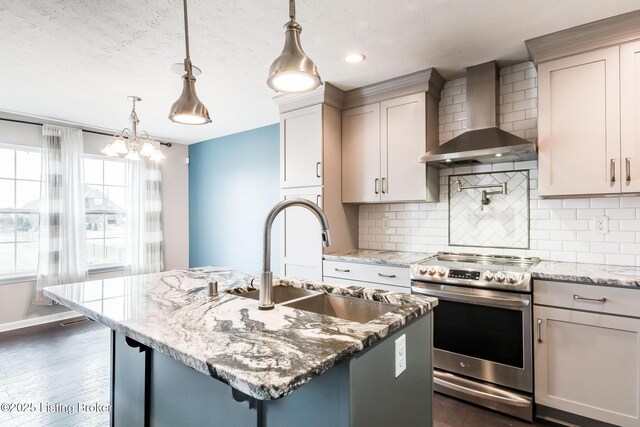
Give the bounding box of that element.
[126,158,164,275]
[34,124,87,305]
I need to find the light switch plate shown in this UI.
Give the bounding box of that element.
[594,216,609,234]
[395,334,406,378]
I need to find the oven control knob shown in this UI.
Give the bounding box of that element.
[494,272,506,282]
[427,266,437,275]
[437,267,447,277]
[418,266,428,275]
[482,271,494,281]
[507,273,519,284]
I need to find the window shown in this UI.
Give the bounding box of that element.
[0,145,41,277]
[83,156,127,266]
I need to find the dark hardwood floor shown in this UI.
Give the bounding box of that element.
[0,319,547,427]
[0,319,110,426]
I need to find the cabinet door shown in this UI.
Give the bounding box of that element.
[280,105,323,188]
[342,104,381,203]
[621,41,640,193]
[280,187,323,281]
[538,47,620,196]
[534,305,640,426]
[380,93,427,202]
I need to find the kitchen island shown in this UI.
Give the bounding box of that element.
[44,267,437,427]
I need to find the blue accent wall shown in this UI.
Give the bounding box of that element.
[189,124,280,273]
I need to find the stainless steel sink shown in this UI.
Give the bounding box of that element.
[236,286,320,304]
[283,294,397,323]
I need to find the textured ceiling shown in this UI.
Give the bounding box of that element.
[1,0,639,144]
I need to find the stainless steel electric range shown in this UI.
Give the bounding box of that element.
[411,252,540,422]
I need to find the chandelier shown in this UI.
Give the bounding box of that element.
[101,96,166,161]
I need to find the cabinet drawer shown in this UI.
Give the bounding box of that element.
[322,276,410,294]
[534,280,640,318]
[323,260,410,288]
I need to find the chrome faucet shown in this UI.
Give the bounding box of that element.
[259,198,331,310]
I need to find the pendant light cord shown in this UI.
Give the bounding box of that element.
[289,0,295,20]
[183,0,191,65]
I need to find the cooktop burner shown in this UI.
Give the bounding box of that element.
[411,252,540,293]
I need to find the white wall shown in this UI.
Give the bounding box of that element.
[358,62,640,267]
[0,118,189,327]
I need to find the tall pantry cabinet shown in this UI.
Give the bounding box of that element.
[274,84,357,281]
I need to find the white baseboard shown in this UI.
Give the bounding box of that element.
[0,310,82,333]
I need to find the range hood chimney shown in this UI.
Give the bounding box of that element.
[418,61,537,167]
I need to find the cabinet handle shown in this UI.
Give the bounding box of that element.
[316,162,321,178]
[381,177,387,194]
[378,273,396,278]
[626,158,631,183]
[537,319,542,343]
[610,159,616,184]
[316,194,321,206]
[334,268,350,273]
[374,178,380,194]
[573,294,607,303]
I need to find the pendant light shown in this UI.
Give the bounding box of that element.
[267,0,322,93]
[169,0,211,125]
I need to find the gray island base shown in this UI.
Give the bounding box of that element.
[44,267,437,427]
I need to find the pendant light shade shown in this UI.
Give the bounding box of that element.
[169,0,211,125]
[267,0,321,93]
[169,64,211,125]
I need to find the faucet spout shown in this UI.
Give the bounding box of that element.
[259,198,331,310]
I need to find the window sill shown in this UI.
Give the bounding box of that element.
[0,265,127,286]
[88,264,126,275]
[0,273,37,286]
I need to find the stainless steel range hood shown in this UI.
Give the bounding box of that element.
[419,61,537,168]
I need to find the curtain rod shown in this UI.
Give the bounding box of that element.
[0,117,173,148]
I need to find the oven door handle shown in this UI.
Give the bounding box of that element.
[434,373,531,408]
[412,288,530,309]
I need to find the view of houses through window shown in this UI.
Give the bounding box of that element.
[83,156,127,266]
[0,147,129,277]
[0,145,41,275]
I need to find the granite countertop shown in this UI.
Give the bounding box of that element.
[323,250,432,267]
[532,260,640,289]
[44,267,437,401]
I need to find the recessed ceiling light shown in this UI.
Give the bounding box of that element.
[344,53,365,64]
[495,153,503,157]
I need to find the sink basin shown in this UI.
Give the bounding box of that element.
[283,294,397,323]
[235,286,320,304]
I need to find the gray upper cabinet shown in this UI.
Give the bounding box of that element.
[280,104,323,189]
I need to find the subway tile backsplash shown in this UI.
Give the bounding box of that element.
[358,62,640,266]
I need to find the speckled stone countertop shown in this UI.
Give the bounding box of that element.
[44,267,437,400]
[532,260,640,289]
[323,250,432,267]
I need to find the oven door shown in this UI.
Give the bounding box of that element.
[412,281,532,393]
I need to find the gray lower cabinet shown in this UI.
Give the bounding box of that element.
[534,280,640,427]
[111,314,433,427]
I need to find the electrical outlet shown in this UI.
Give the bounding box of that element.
[382,216,390,230]
[395,334,406,378]
[594,216,609,234]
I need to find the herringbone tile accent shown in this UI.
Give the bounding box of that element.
[449,171,529,248]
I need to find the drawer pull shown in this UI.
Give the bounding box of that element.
[334,268,350,273]
[573,295,607,303]
[378,273,396,278]
[316,161,322,178]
